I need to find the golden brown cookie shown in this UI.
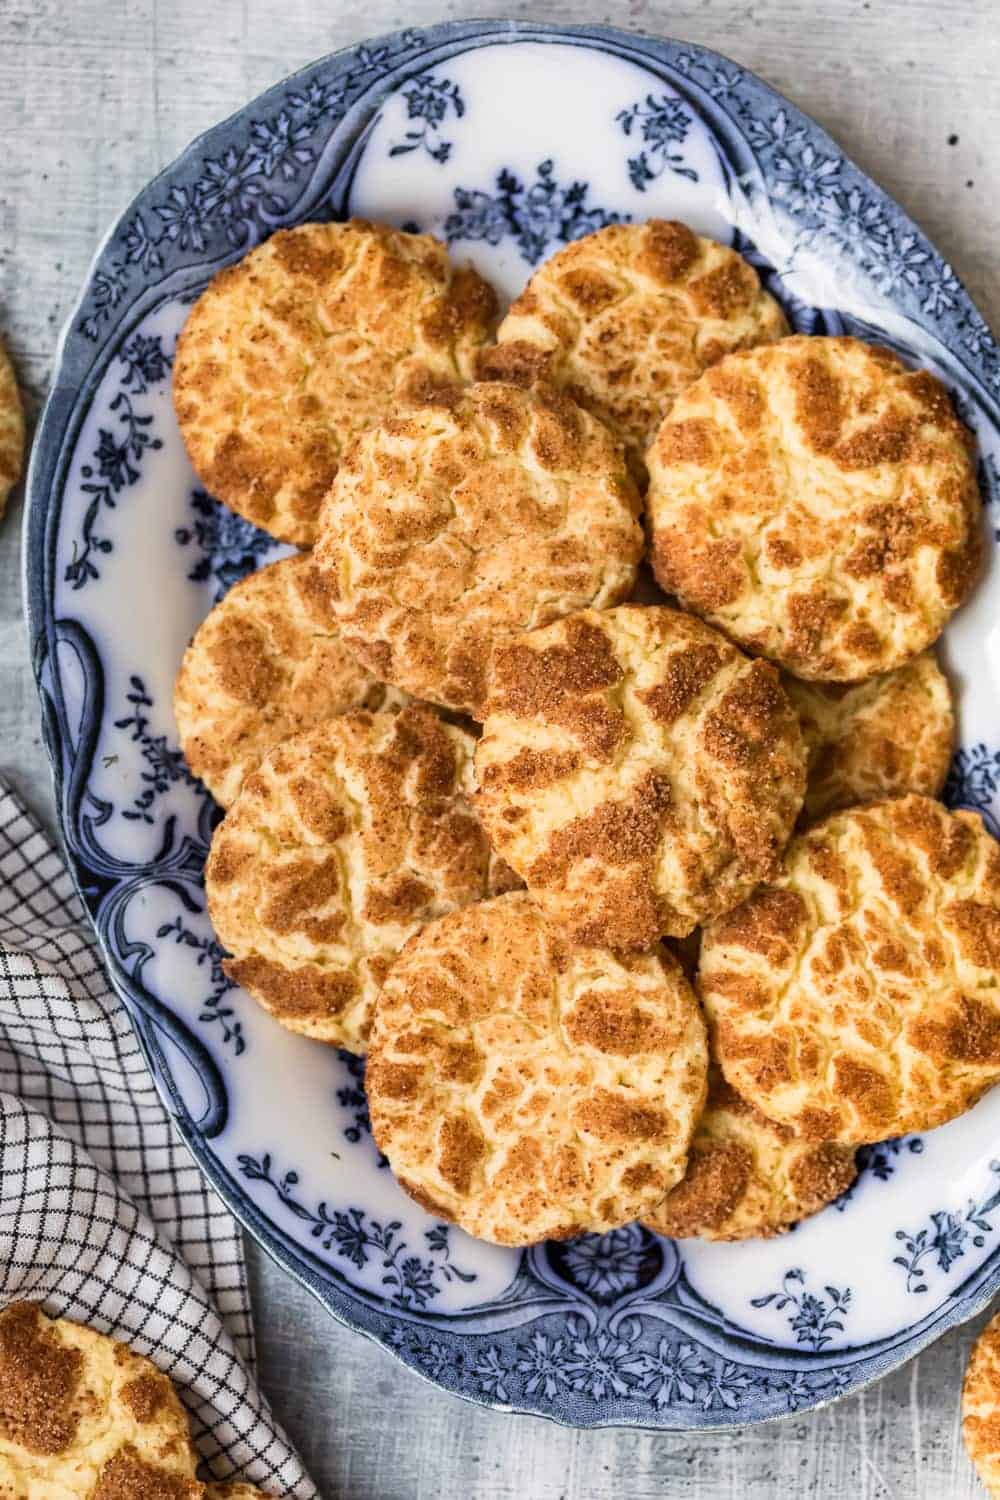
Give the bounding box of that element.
[0,1301,199,1499]
[643,1067,856,1241]
[0,335,25,518]
[173,220,498,545]
[314,379,642,716]
[474,605,805,948]
[785,650,954,823]
[175,552,410,807]
[368,891,708,1245]
[701,794,1000,1144]
[206,705,516,1053]
[963,1309,1000,1496]
[647,336,981,679]
[478,220,787,479]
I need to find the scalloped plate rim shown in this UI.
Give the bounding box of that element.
[21,16,1000,1430]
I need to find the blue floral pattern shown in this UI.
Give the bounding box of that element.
[445,159,623,266]
[113,675,203,824]
[626,1338,707,1408]
[894,1161,1000,1293]
[335,1052,388,1167]
[559,1226,648,1300]
[616,93,698,190]
[65,335,172,589]
[119,333,173,393]
[236,1152,476,1310]
[79,29,427,339]
[835,1136,925,1209]
[751,1269,852,1350]
[390,76,464,163]
[944,743,1000,836]
[384,1314,853,1417]
[669,43,1000,394]
[156,914,243,1055]
[174,490,276,602]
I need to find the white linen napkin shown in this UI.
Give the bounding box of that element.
[0,780,317,1498]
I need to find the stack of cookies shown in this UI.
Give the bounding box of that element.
[172,214,997,1255]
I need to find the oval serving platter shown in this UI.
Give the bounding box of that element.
[24,20,1000,1429]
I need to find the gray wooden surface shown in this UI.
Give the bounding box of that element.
[2,1,998,1494]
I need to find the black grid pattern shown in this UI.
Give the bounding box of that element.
[0,786,316,1498]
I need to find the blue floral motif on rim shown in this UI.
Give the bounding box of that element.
[834,1136,925,1210]
[671,43,995,384]
[79,29,428,338]
[893,1160,1000,1293]
[391,1316,854,1416]
[559,1227,649,1300]
[980,455,1000,533]
[626,1338,708,1409]
[236,1152,476,1310]
[389,75,464,163]
[335,1051,388,1167]
[112,674,204,824]
[156,914,243,1055]
[750,1268,852,1350]
[174,490,277,602]
[65,335,172,589]
[943,743,1000,838]
[444,160,624,266]
[616,93,699,190]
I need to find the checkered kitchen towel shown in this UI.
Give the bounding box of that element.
[0,782,316,1498]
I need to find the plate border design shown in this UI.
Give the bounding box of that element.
[23,19,1000,1429]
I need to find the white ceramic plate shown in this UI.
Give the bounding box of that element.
[25,20,1000,1427]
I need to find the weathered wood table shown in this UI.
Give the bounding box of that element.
[2,1,997,1493]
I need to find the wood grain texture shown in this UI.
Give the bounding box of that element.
[2,0,999,1494]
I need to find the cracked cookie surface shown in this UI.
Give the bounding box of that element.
[479,220,787,480]
[173,220,498,545]
[206,705,516,1053]
[368,891,708,1245]
[643,1066,856,1241]
[963,1308,1000,1497]
[0,335,24,518]
[0,1302,199,1500]
[701,795,1000,1143]
[175,552,410,807]
[474,605,805,947]
[314,379,642,716]
[784,650,954,823]
[647,336,981,679]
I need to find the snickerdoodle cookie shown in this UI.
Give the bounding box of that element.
[205,705,515,1053]
[701,795,1000,1144]
[785,650,954,823]
[314,380,642,716]
[478,220,787,479]
[0,1301,199,1499]
[174,552,409,807]
[0,335,24,518]
[173,220,498,545]
[367,891,708,1245]
[474,605,805,948]
[643,1067,856,1241]
[647,336,981,679]
[963,1308,1000,1496]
